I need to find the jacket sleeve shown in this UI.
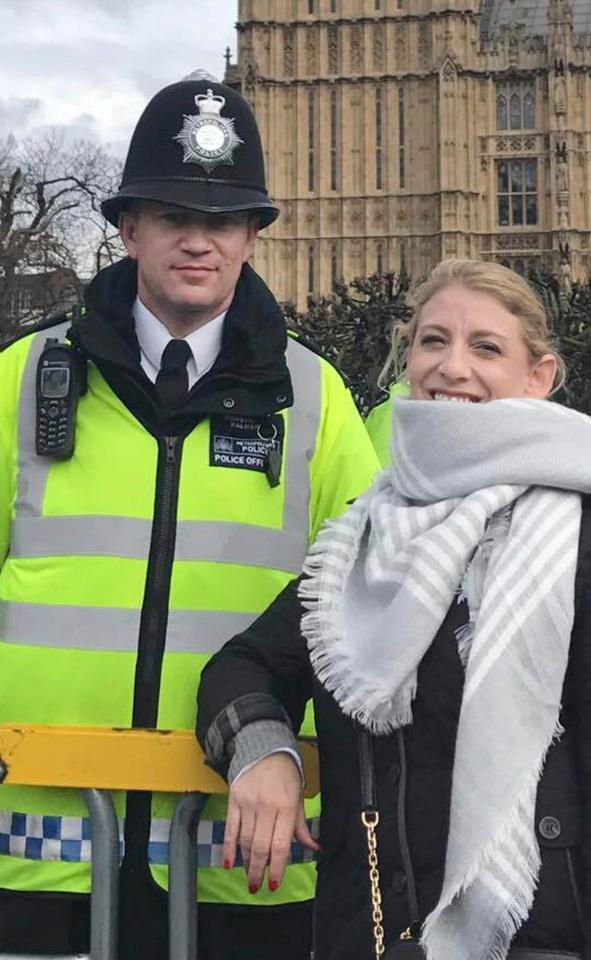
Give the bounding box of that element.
[197,577,313,776]
[308,360,380,541]
[570,500,591,954]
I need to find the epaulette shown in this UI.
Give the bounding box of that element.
[287,328,353,391]
[1,305,86,353]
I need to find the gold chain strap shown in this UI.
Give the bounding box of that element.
[361,810,385,958]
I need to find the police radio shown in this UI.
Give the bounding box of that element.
[36,338,86,459]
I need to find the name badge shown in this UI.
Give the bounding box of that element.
[210,414,284,486]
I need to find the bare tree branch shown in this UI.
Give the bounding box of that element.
[0,132,123,338]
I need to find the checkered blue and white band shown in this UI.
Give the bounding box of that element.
[0,811,319,867]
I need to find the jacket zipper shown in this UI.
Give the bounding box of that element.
[124,434,184,877]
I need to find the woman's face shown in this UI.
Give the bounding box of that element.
[407,283,556,403]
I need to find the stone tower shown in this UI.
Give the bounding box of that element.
[229,0,591,306]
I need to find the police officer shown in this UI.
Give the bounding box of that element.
[0,78,379,959]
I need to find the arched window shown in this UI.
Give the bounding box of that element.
[330,0,337,11]
[330,89,338,190]
[331,245,339,290]
[308,90,315,192]
[496,94,507,130]
[376,242,384,275]
[376,87,383,190]
[523,92,535,128]
[509,92,522,130]
[398,86,406,189]
[496,84,536,132]
[308,0,314,13]
[308,245,315,295]
[400,239,408,274]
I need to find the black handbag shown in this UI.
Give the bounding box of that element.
[358,729,583,960]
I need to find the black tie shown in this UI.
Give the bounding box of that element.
[155,339,192,409]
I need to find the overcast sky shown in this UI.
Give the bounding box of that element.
[0,0,238,156]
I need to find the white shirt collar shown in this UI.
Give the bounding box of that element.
[133,296,226,388]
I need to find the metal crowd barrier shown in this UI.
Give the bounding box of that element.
[0,724,320,960]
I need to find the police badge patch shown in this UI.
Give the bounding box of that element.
[210,414,285,487]
[174,88,244,173]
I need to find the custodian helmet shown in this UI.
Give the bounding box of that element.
[101,78,279,229]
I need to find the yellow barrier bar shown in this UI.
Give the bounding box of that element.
[0,725,320,798]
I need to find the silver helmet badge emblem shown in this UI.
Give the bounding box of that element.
[174,88,243,172]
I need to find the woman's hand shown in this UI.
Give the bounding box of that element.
[223,752,320,892]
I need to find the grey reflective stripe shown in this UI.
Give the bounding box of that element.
[15,322,71,520]
[7,330,322,650]
[12,332,320,572]
[0,602,256,653]
[283,339,321,538]
[10,516,307,572]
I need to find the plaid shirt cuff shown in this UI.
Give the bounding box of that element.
[204,693,293,777]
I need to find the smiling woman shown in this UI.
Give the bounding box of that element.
[398,259,563,405]
[197,259,591,960]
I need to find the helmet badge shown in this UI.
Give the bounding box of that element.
[174,89,244,173]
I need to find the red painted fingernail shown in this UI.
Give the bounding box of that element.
[223,859,231,870]
[268,880,278,892]
[249,883,259,894]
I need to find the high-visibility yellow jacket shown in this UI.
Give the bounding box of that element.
[0,260,379,909]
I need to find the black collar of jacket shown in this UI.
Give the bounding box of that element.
[69,257,294,436]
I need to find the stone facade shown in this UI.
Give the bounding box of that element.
[229,0,591,306]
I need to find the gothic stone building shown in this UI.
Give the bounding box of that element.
[228,0,591,307]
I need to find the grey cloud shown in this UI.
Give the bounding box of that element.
[0,0,237,147]
[0,97,43,134]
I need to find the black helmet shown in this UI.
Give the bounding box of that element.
[102,78,279,229]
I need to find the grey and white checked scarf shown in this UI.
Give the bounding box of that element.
[299,396,591,960]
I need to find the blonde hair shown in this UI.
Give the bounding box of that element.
[389,259,566,393]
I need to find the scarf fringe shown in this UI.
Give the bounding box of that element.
[300,486,415,735]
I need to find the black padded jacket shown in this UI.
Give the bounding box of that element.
[197,497,591,960]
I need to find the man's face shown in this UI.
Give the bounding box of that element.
[119,202,258,331]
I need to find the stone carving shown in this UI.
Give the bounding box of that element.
[351,24,362,72]
[495,235,540,250]
[373,205,385,224]
[495,136,535,153]
[328,24,339,73]
[373,26,385,70]
[554,72,567,115]
[395,24,405,64]
[328,203,339,225]
[559,241,572,296]
[504,23,521,67]
[441,59,456,82]
[418,22,430,64]
[284,26,294,76]
[556,141,569,193]
[244,62,257,91]
[306,25,317,74]
[549,0,574,25]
